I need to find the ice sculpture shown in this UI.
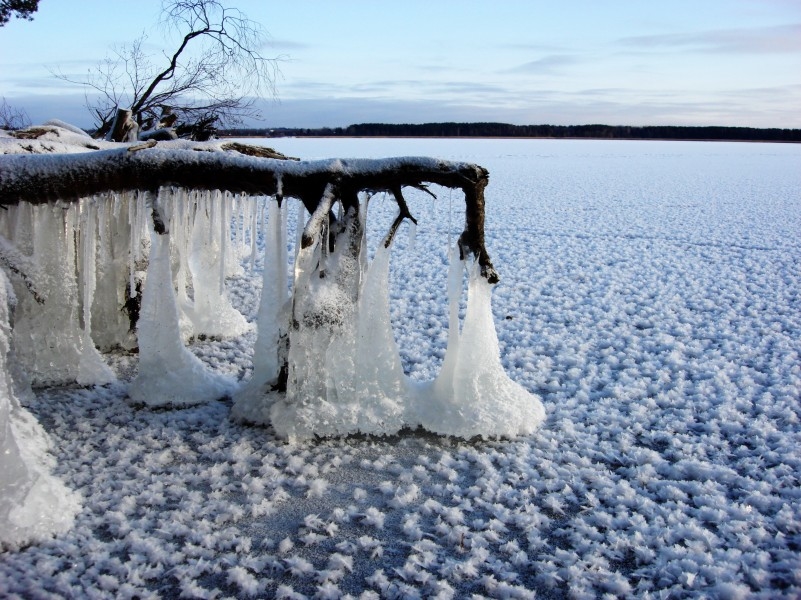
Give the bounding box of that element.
[0,132,545,441]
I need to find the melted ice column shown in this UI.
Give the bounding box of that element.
[270,208,363,440]
[11,204,112,386]
[0,270,81,550]
[128,221,235,407]
[425,255,546,438]
[186,191,252,339]
[232,199,290,423]
[325,241,408,435]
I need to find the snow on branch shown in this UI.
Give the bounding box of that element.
[0,141,498,281]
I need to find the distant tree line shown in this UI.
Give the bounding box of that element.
[222,122,801,143]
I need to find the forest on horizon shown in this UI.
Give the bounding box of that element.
[221,122,801,143]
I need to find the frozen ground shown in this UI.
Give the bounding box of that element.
[1,138,800,599]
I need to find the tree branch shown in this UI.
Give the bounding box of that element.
[0,145,498,281]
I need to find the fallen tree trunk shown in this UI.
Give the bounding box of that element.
[0,142,498,281]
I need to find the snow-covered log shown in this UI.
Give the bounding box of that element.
[0,142,498,281]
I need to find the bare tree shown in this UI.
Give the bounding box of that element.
[0,97,31,130]
[0,0,39,26]
[58,0,280,139]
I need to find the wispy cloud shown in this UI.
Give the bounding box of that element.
[510,54,582,74]
[264,37,310,52]
[618,24,801,54]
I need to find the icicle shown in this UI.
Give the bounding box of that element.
[359,194,370,280]
[271,205,410,440]
[249,197,260,272]
[219,190,227,296]
[128,194,137,299]
[76,198,115,386]
[294,200,305,262]
[230,193,239,260]
[326,238,408,435]
[231,198,290,423]
[186,190,251,339]
[128,194,235,407]
[447,188,453,251]
[238,193,248,260]
[424,260,546,438]
[411,243,465,428]
[92,192,136,351]
[10,203,111,386]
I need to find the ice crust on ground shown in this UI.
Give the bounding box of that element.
[0,135,799,598]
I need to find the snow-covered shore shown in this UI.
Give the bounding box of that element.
[1,138,799,599]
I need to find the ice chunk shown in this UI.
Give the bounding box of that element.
[0,269,81,550]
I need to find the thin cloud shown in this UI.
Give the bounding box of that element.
[264,37,310,51]
[619,24,801,54]
[510,54,582,74]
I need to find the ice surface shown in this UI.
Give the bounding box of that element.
[1,135,800,598]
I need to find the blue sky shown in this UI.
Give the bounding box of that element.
[1,0,799,129]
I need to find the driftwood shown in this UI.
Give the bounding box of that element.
[0,142,498,281]
[105,109,139,143]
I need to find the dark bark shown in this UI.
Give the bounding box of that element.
[106,109,139,142]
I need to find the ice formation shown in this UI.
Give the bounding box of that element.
[0,185,255,405]
[0,129,546,550]
[231,199,290,422]
[184,190,252,339]
[128,194,236,406]
[0,269,81,550]
[0,179,542,437]
[0,202,115,386]
[243,194,546,440]
[0,149,544,434]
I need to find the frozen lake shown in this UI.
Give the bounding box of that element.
[2,138,800,598]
